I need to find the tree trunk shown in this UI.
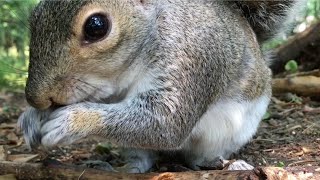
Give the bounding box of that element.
[273,70,320,97]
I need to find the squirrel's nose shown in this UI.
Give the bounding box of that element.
[25,87,53,110]
[26,94,53,110]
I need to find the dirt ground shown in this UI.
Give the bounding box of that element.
[0,90,319,172]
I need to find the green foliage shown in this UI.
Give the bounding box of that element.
[0,55,28,90]
[0,0,38,90]
[286,93,303,104]
[95,143,114,155]
[262,38,287,51]
[0,0,38,55]
[306,0,320,18]
[284,60,299,73]
[263,0,320,51]
[277,161,285,168]
[262,111,271,121]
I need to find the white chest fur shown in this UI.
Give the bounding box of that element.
[182,94,270,163]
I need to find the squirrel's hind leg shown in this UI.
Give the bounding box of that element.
[115,148,157,173]
[181,95,270,171]
[83,148,156,173]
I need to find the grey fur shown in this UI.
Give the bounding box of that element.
[18,0,301,172]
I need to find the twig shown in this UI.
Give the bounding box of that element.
[288,160,317,167]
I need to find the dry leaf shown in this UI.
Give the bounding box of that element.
[0,123,16,129]
[15,137,24,146]
[0,129,9,136]
[0,145,7,161]
[6,132,19,142]
[302,147,313,154]
[295,151,304,156]
[0,174,16,180]
[7,154,39,163]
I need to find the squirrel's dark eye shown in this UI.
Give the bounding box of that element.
[83,14,110,42]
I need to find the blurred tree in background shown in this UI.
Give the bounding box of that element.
[0,0,319,91]
[263,0,320,51]
[0,0,38,90]
[307,0,320,18]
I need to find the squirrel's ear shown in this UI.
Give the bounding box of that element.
[234,1,305,42]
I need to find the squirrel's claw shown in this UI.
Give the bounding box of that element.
[18,103,100,148]
[40,103,97,147]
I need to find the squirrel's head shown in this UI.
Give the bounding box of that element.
[26,0,155,109]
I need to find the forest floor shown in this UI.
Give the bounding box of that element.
[0,90,319,173]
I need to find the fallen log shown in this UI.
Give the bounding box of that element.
[0,161,319,180]
[287,69,320,78]
[273,75,320,96]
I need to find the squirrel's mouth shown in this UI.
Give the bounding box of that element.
[50,103,65,110]
[27,74,125,109]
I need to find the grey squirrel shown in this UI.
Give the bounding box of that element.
[18,0,303,173]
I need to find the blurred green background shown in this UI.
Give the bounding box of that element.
[0,0,38,90]
[0,0,319,91]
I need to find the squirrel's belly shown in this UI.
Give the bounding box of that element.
[181,94,270,159]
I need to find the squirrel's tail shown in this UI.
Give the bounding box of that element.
[235,0,306,42]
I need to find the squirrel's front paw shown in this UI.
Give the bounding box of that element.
[41,103,104,147]
[18,107,52,148]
